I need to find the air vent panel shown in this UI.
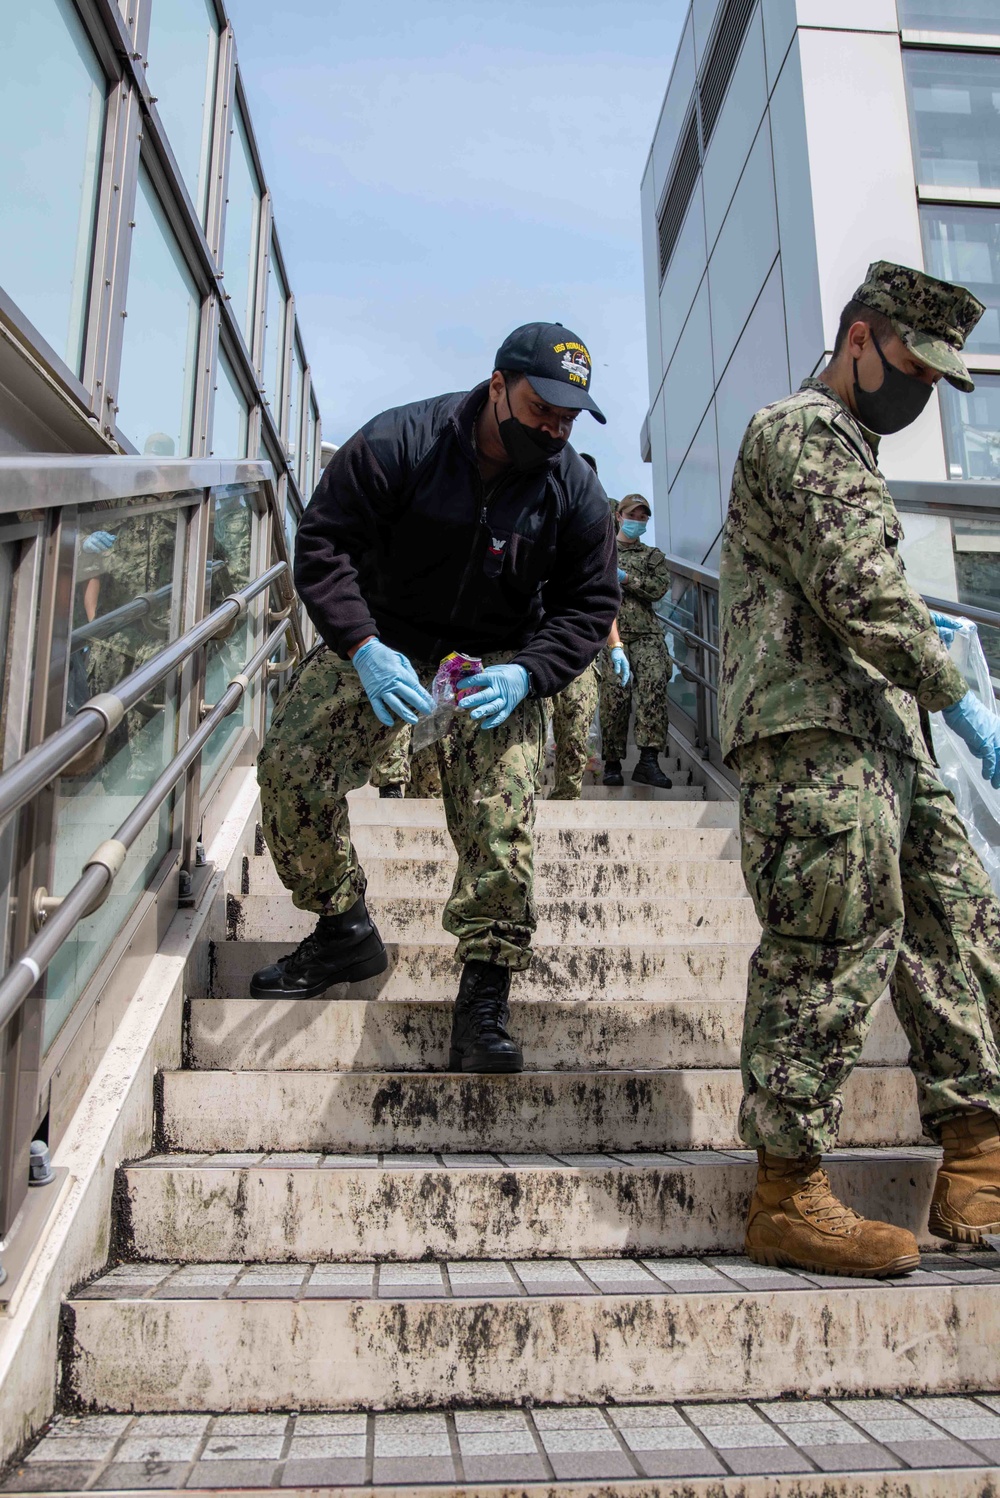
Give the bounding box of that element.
[699,0,756,148]
[656,108,700,283]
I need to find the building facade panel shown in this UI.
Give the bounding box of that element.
[794,0,898,29]
[668,404,723,563]
[714,258,789,500]
[707,123,778,375]
[650,12,696,205]
[761,0,797,89]
[663,280,716,486]
[648,393,672,551]
[640,167,663,399]
[701,10,768,250]
[767,35,824,383]
[657,186,708,380]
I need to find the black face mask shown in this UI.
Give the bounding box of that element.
[853,333,934,435]
[495,380,568,471]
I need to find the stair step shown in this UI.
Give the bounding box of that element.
[246,855,748,900]
[67,1257,1000,1408]
[340,824,741,861]
[204,941,758,1003]
[25,1394,1000,1493]
[230,894,760,945]
[187,993,908,1072]
[123,1147,940,1262]
[160,1067,921,1153]
[346,794,738,829]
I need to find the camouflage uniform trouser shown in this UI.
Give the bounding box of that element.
[258,646,545,969]
[369,731,443,796]
[598,632,670,762]
[545,663,599,800]
[735,728,1000,1157]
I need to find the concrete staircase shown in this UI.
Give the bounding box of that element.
[25,791,1000,1493]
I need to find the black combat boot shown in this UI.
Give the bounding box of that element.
[379,784,404,799]
[632,748,673,789]
[602,759,624,787]
[449,961,523,1074]
[249,895,387,999]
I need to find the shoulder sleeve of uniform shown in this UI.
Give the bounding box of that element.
[778,414,966,711]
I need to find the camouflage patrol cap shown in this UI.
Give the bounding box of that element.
[853,260,984,393]
[617,493,651,516]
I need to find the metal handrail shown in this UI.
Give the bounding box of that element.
[0,619,292,1033]
[924,595,1000,632]
[69,562,228,651]
[0,561,287,830]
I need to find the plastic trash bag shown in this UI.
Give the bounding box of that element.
[930,617,1000,897]
[411,652,483,752]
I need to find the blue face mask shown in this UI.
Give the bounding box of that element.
[620,519,647,540]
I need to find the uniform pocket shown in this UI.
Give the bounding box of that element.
[740,781,870,942]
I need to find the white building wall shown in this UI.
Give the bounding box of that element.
[640,0,954,566]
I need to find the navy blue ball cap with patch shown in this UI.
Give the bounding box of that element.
[495,321,606,424]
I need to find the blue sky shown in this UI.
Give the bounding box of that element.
[226,0,686,510]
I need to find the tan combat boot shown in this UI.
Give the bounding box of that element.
[745,1151,920,1278]
[929,1111,1000,1245]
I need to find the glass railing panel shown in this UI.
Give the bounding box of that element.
[901,511,1000,687]
[201,487,255,787]
[46,499,192,1048]
[657,579,700,722]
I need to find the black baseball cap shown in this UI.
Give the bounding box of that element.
[495,322,606,424]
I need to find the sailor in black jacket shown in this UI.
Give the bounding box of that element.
[254,322,618,1072]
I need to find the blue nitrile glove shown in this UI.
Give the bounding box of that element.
[610,645,631,686]
[458,664,530,729]
[929,609,961,647]
[352,639,434,728]
[943,690,1000,789]
[83,530,116,554]
[617,568,627,584]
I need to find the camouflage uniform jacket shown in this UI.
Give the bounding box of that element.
[616,538,669,640]
[719,379,966,766]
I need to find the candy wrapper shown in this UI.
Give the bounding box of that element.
[411,652,483,751]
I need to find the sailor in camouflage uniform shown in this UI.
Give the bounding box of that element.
[720,260,1000,1276]
[369,730,443,797]
[599,495,673,788]
[255,322,617,1074]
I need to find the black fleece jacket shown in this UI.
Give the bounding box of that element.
[293,382,619,699]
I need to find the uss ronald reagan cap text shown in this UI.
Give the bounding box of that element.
[495,322,607,423]
[853,260,984,392]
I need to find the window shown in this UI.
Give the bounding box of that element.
[263,244,287,419]
[905,50,1000,189]
[222,105,262,351]
[940,375,1000,479]
[145,0,219,223]
[287,338,304,466]
[116,166,201,456]
[898,0,1000,32]
[921,204,1000,355]
[0,0,106,374]
[211,348,249,458]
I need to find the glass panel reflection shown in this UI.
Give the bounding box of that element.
[263,246,287,420]
[941,375,1000,480]
[656,580,699,723]
[223,108,261,350]
[920,204,1000,355]
[211,348,249,458]
[898,0,1000,31]
[0,0,106,374]
[116,167,201,457]
[145,0,218,221]
[48,501,188,1048]
[905,50,1000,189]
[951,516,1000,684]
[201,489,255,788]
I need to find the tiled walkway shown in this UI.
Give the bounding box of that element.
[75,1247,1000,1302]
[7,1398,1000,1490]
